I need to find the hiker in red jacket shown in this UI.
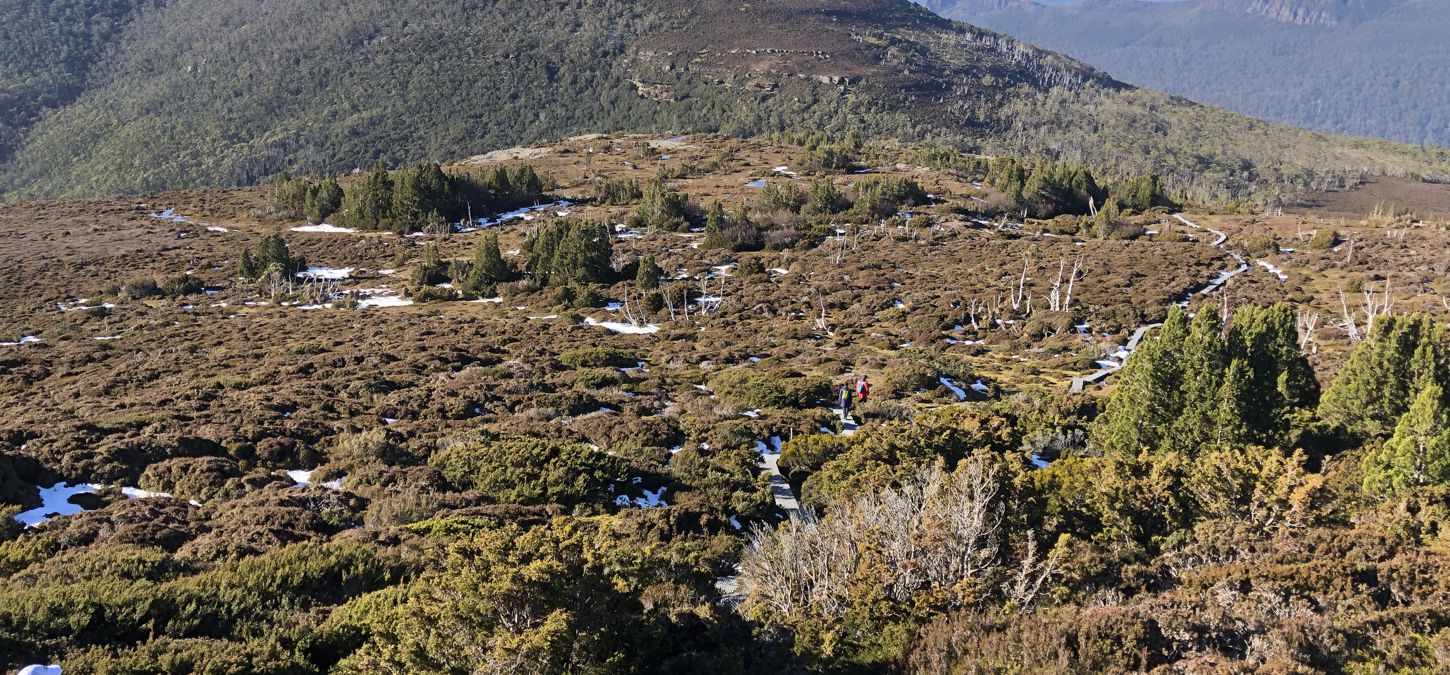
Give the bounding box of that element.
[856,375,871,403]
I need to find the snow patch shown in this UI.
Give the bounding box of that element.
[122,486,172,500]
[290,223,357,234]
[287,469,346,490]
[148,209,186,223]
[356,295,413,309]
[583,317,660,334]
[469,201,574,230]
[57,298,115,312]
[1257,260,1289,281]
[296,266,353,280]
[20,666,63,675]
[13,483,102,527]
[614,485,668,508]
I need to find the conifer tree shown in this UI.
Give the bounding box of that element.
[1168,310,1229,453]
[1225,304,1319,445]
[1362,383,1450,497]
[1023,165,1051,214]
[559,221,612,285]
[485,167,514,206]
[255,233,297,273]
[510,165,544,197]
[526,219,569,282]
[391,167,424,225]
[1213,358,1255,448]
[1319,314,1448,439]
[704,201,728,250]
[467,232,509,291]
[305,176,343,223]
[341,159,395,229]
[1093,304,1314,455]
[238,250,258,279]
[808,178,845,214]
[1091,338,1178,455]
[1092,199,1122,239]
[414,242,446,287]
[238,233,301,279]
[635,254,662,290]
[732,201,753,229]
[1067,166,1101,210]
[528,220,611,286]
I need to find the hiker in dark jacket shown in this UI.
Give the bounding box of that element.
[839,384,853,421]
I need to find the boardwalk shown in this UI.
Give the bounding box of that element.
[718,412,860,605]
[1069,213,1251,393]
[759,411,857,520]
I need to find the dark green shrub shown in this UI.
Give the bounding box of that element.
[429,434,629,508]
[709,370,830,410]
[778,434,855,485]
[573,368,624,390]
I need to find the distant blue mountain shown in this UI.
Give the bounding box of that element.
[916,0,1448,146]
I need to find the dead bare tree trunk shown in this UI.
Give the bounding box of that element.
[1048,258,1065,313]
[1296,310,1320,354]
[1338,287,1362,342]
[1355,280,1394,339]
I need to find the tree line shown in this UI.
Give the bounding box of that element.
[269,162,554,235]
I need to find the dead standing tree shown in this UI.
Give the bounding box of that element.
[697,274,725,316]
[1047,256,1083,313]
[1296,309,1320,354]
[1337,279,1394,342]
[299,277,339,307]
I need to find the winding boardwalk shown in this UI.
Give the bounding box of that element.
[1069,214,1251,393]
[719,414,857,605]
[759,411,857,521]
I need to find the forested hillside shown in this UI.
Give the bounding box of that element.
[0,0,166,164]
[2,0,1447,206]
[920,0,1450,147]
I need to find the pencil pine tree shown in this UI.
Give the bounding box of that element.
[635,254,663,290]
[1319,314,1449,439]
[1362,383,1450,497]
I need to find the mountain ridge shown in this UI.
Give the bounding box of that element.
[1211,0,1392,25]
[0,0,1445,205]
